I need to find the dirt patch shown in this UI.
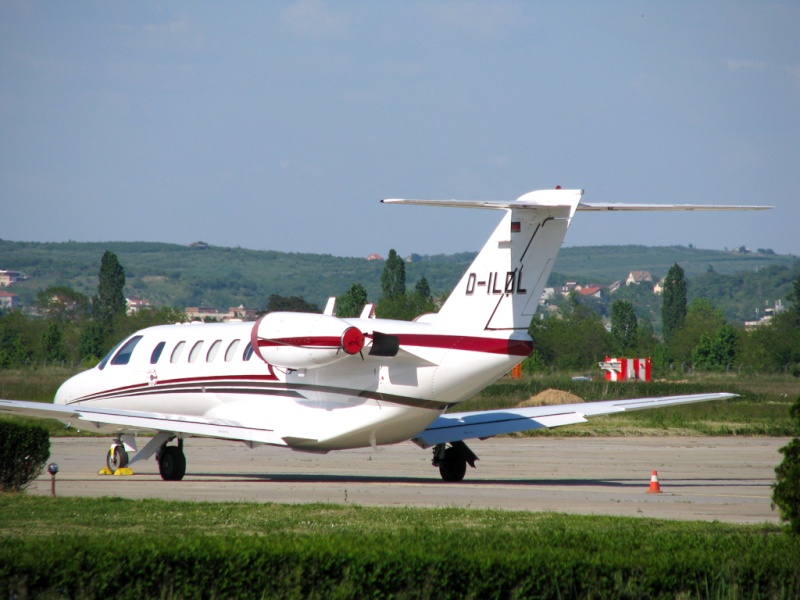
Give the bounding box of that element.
[516,388,585,407]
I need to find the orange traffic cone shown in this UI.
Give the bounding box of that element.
[647,470,663,494]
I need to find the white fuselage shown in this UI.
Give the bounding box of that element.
[55,318,531,452]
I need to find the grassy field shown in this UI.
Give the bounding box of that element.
[1,495,799,598]
[451,373,798,437]
[1,367,797,437]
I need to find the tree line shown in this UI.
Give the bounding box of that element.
[2,251,799,377]
[0,252,185,368]
[528,263,800,376]
[0,248,437,368]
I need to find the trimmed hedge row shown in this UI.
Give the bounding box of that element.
[2,524,799,598]
[0,419,49,491]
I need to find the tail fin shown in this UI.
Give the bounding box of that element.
[382,188,583,332]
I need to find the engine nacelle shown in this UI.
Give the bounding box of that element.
[250,312,364,369]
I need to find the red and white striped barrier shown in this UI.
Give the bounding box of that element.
[598,357,652,382]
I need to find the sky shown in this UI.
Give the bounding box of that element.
[1,2,798,259]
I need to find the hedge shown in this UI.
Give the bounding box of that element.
[0,419,50,491]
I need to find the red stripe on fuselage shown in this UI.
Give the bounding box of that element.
[392,334,533,357]
[157,372,279,385]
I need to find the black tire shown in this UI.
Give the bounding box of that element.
[438,446,467,482]
[106,444,129,471]
[158,445,186,481]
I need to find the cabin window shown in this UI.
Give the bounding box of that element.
[150,341,166,364]
[98,339,126,370]
[110,335,143,366]
[171,341,186,363]
[207,340,222,362]
[188,341,204,363]
[243,342,254,361]
[224,340,240,362]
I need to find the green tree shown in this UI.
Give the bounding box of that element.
[377,249,412,319]
[35,286,90,322]
[635,318,659,357]
[41,322,65,362]
[662,263,687,344]
[336,283,368,318]
[691,323,739,370]
[411,276,437,316]
[381,249,406,301]
[669,299,725,365]
[0,311,32,368]
[93,251,126,331]
[773,396,800,534]
[787,273,800,327]
[528,296,612,370]
[610,300,638,354]
[79,320,106,362]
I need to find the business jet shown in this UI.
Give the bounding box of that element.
[0,188,769,482]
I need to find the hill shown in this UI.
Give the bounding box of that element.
[0,239,797,324]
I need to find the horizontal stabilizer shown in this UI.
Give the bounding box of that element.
[577,203,771,211]
[412,393,736,448]
[383,198,771,212]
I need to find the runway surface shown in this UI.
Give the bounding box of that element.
[29,436,787,524]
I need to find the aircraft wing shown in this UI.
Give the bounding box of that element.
[411,393,736,448]
[0,399,288,447]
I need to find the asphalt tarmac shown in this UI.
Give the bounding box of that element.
[29,436,787,524]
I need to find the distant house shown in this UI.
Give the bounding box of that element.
[578,285,604,300]
[653,278,665,295]
[366,253,384,261]
[745,300,785,330]
[0,290,19,310]
[559,281,579,296]
[608,280,622,294]
[626,270,653,286]
[126,297,151,315]
[0,270,25,287]
[189,241,210,249]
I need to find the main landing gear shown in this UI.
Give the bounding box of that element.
[157,438,186,481]
[432,441,479,482]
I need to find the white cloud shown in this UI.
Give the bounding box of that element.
[144,13,203,52]
[723,58,768,72]
[789,66,800,89]
[281,0,348,37]
[420,0,530,40]
[724,58,800,93]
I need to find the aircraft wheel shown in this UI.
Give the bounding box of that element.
[106,444,129,471]
[438,446,467,482]
[158,446,186,481]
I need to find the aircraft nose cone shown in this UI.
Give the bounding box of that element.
[54,370,93,405]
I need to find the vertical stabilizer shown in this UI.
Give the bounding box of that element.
[433,189,582,331]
